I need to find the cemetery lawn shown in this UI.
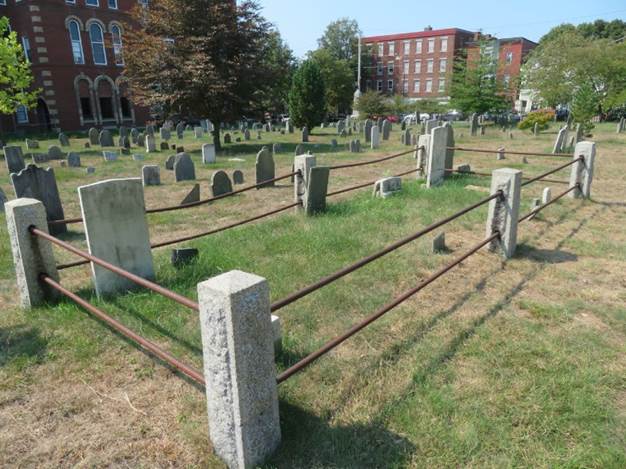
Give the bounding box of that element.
[1,123,625,467]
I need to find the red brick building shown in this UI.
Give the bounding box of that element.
[0,0,149,134]
[465,35,537,100]
[362,27,476,101]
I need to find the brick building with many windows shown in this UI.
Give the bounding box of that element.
[0,0,149,134]
[362,27,476,102]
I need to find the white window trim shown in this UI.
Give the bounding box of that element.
[86,0,99,6]
[387,79,394,91]
[108,0,118,9]
[89,23,107,66]
[441,37,448,52]
[426,79,433,92]
[16,105,29,124]
[68,20,85,65]
[427,38,435,54]
[413,80,420,93]
[415,60,421,73]
[111,24,123,66]
[387,62,394,74]
[427,59,434,74]
[377,80,383,92]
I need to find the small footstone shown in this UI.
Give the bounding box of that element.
[165,155,175,170]
[233,170,244,184]
[180,183,200,205]
[86,167,96,174]
[432,232,447,253]
[160,142,169,150]
[84,142,91,149]
[171,248,199,268]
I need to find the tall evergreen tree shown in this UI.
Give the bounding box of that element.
[288,60,326,130]
[124,0,283,150]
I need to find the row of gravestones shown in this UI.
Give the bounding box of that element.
[2,145,86,174]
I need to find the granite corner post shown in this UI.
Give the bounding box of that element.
[485,168,522,259]
[426,126,447,188]
[568,141,596,199]
[5,198,59,308]
[197,270,281,469]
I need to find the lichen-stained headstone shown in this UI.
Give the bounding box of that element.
[3,146,26,174]
[99,129,114,147]
[10,164,67,234]
[47,145,64,160]
[255,147,275,188]
[174,153,196,182]
[211,170,233,197]
[58,133,70,147]
[233,169,244,184]
[88,127,99,145]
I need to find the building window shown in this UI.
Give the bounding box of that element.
[403,60,409,74]
[503,74,511,88]
[387,61,394,74]
[441,37,448,52]
[21,37,31,62]
[100,97,114,119]
[427,38,435,53]
[108,0,118,8]
[426,59,433,73]
[65,0,76,4]
[439,58,447,73]
[415,39,422,54]
[377,80,383,92]
[413,80,420,92]
[403,80,409,93]
[403,40,410,55]
[506,51,513,64]
[438,79,446,93]
[387,80,394,91]
[120,97,132,119]
[68,20,84,64]
[15,105,28,123]
[0,0,7,5]
[425,79,432,92]
[86,0,99,6]
[388,41,395,56]
[89,23,107,65]
[377,43,384,56]
[80,97,93,120]
[414,60,421,73]
[376,62,383,75]
[111,25,123,65]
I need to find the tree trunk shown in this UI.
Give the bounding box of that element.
[212,125,221,152]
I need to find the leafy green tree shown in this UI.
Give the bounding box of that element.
[317,18,360,61]
[256,30,297,115]
[0,17,39,115]
[388,94,410,117]
[288,60,326,130]
[570,82,598,133]
[124,0,279,150]
[354,91,388,119]
[309,48,353,115]
[449,46,510,114]
[540,19,626,44]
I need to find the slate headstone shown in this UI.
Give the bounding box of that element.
[142,165,161,186]
[25,139,40,150]
[4,146,26,174]
[47,145,63,160]
[103,151,118,161]
[180,183,200,204]
[174,153,196,182]
[67,152,81,167]
[233,169,244,184]
[165,155,176,170]
[211,170,233,197]
[255,147,275,188]
[302,126,309,143]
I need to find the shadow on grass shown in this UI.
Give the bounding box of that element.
[516,244,578,264]
[266,401,414,468]
[56,230,86,243]
[0,325,48,368]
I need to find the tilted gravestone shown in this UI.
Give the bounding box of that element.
[47,145,63,160]
[10,164,67,235]
[176,122,185,139]
[160,127,171,141]
[302,126,309,143]
[233,169,244,184]
[99,129,114,147]
[4,146,26,174]
[382,120,391,140]
[58,133,70,147]
[142,165,160,186]
[174,153,196,182]
[180,183,200,204]
[255,147,275,188]
[165,155,176,170]
[202,143,216,164]
[67,152,81,167]
[553,126,567,153]
[103,151,118,161]
[25,139,40,150]
[88,127,99,145]
[211,170,233,197]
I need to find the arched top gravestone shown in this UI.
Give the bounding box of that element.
[211,170,233,197]
[255,147,275,188]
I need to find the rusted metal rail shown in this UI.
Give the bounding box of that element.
[271,191,502,312]
[31,226,200,311]
[447,146,572,158]
[48,171,299,226]
[276,232,500,384]
[520,157,581,187]
[327,168,419,198]
[329,148,416,170]
[444,168,569,185]
[40,274,205,386]
[518,184,579,223]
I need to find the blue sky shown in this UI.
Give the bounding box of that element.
[257,0,626,58]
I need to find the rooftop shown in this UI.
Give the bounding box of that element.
[362,27,475,43]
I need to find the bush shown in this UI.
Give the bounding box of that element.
[518,109,555,131]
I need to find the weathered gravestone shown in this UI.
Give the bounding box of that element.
[88,127,99,145]
[137,132,145,147]
[255,147,275,188]
[58,133,70,147]
[119,136,131,150]
[373,177,402,198]
[244,129,251,141]
[469,113,479,136]
[10,164,67,235]
[382,120,391,140]
[25,139,39,150]
[130,128,139,144]
[425,119,439,135]
[99,129,114,147]
[47,145,63,160]
[180,183,200,204]
[102,151,118,162]
[160,142,169,151]
[233,169,244,184]
[302,126,309,143]
[160,127,171,141]
[32,153,48,164]
[132,154,144,161]
[364,119,373,143]
[142,165,160,186]
[224,133,232,144]
[78,178,154,297]
[171,248,199,268]
[286,120,294,133]
[67,152,81,167]
[145,125,155,137]
[0,187,6,213]
[553,126,567,154]
[211,170,233,197]
[371,126,380,149]
[145,135,156,153]
[4,146,26,174]
[176,122,185,139]
[86,166,96,174]
[194,127,204,139]
[202,144,216,164]
[165,155,176,170]
[295,144,305,156]
[330,139,338,150]
[174,153,196,182]
[272,143,282,154]
[119,126,129,139]
[533,122,539,137]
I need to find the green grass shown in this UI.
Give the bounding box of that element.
[1,122,625,466]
